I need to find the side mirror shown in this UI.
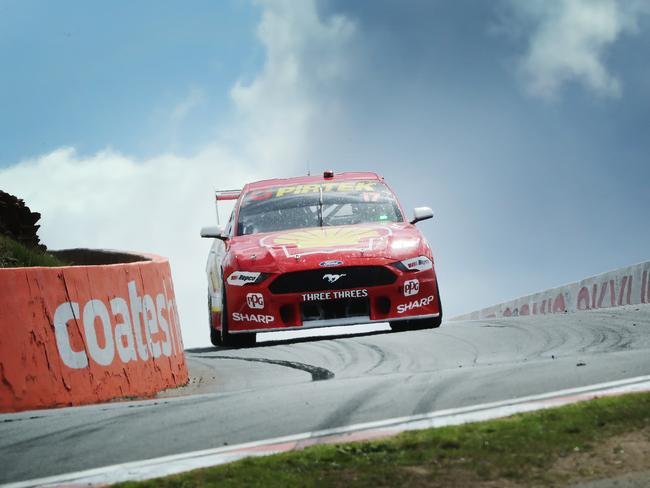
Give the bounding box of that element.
[200,225,227,240]
[410,207,434,225]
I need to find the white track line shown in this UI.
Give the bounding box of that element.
[7,375,650,488]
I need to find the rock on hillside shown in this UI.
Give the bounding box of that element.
[0,190,46,250]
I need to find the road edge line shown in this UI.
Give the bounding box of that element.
[7,374,650,488]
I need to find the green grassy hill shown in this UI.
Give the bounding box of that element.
[0,234,66,268]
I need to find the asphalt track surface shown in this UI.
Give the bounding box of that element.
[2,304,650,484]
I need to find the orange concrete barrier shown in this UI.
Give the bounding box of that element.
[0,253,188,412]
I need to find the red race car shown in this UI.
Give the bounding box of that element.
[201,171,442,347]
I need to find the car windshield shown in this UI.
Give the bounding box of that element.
[237,180,403,236]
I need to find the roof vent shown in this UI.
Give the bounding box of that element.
[323,170,335,179]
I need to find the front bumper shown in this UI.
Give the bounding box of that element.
[223,265,441,333]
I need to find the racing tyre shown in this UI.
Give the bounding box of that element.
[221,284,256,348]
[210,327,223,346]
[208,296,223,347]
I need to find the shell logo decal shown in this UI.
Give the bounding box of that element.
[273,228,379,249]
[260,226,391,257]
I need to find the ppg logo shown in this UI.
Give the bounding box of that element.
[246,293,265,309]
[403,279,420,297]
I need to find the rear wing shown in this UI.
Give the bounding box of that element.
[215,190,241,201]
[214,189,241,224]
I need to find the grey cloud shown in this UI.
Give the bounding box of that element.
[506,0,650,99]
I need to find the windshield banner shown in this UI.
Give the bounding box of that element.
[243,180,382,204]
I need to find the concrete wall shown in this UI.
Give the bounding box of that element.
[0,253,188,412]
[452,261,650,321]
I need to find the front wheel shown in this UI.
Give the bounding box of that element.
[209,296,223,346]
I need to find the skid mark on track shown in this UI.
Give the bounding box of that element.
[195,355,334,381]
[357,342,387,373]
[349,340,396,374]
[429,332,480,366]
[315,378,394,431]
[411,374,461,415]
[318,341,351,366]
[333,340,361,370]
[301,341,351,372]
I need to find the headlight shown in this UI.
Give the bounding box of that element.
[391,256,433,272]
[226,271,270,286]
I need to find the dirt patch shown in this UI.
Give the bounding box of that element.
[400,467,522,488]
[551,427,650,485]
[333,429,650,488]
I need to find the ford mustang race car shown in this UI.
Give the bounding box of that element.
[201,171,442,347]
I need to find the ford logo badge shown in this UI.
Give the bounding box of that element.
[319,260,343,267]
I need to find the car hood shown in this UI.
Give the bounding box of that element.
[228,223,427,273]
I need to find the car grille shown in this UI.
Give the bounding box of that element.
[301,297,369,322]
[269,266,397,294]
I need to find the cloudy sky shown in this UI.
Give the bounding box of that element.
[1,0,649,347]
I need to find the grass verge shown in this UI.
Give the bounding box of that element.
[115,392,650,487]
[0,234,67,267]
